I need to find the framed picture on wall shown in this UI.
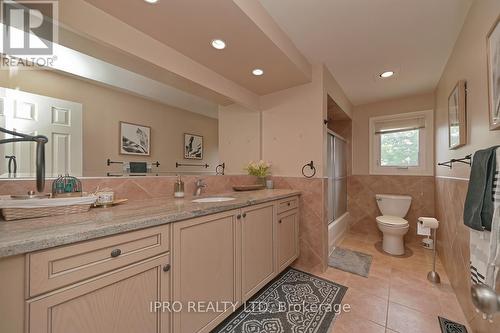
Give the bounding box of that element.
[120,121,151,156]
[448,80,467,149]
[184,133,203,160]
[487,15,500,130]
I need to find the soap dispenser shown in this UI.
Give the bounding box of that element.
[174,175,185,198]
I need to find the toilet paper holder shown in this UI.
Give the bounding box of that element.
[427,227,441,284]
[418,217,441,284]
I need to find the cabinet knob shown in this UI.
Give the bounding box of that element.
[242,213,247,218]
[163,264,171,272]
[287,202,291,206]
[237,214,242,219]
[110,248,122,258]
[279,219,282,224]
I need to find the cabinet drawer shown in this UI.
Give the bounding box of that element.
[28,225,170,297]
[277,196,298,214]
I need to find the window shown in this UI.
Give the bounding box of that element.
[369,110,434,176]
[380,129,420,167]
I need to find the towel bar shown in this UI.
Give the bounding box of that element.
[176,162,210,168]
[107,159,160,168]
[437,154,471,169]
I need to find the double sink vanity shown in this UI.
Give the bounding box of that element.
[0,189,300,333]
[0,4,305,332]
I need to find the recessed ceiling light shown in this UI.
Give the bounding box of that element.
[379,71,395,78]
[144,0,159,4]
[211,39,226,50]
[252,68,264,76]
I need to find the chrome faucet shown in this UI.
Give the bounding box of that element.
[193,179,207,196]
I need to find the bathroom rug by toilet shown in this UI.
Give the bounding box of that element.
[328,247,373,277]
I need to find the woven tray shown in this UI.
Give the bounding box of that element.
[2,204,92,221]
[232,184,266,191]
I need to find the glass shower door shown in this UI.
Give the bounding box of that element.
[334,136,347,219]
[327,134,335,223]
[330,134,347,221]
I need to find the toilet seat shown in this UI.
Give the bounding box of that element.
[376,215,409,227]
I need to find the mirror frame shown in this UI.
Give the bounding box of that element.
[448,80,467,150]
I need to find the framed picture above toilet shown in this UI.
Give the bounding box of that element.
[447,80,467,149]
[487,15,500,130]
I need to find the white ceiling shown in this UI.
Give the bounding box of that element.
[259,0,473,106]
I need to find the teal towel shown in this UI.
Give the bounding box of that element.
[464,146,500,231]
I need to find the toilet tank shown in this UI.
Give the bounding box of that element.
[375,194,412,217]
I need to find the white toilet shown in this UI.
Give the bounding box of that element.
[375,194,412,255]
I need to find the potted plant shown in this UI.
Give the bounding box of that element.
[244,160,271,186]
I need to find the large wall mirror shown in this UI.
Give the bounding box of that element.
[0,25,253,179]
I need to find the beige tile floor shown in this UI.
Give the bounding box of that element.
[296,230,470,333]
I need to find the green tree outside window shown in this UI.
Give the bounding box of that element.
[380,129,420,167]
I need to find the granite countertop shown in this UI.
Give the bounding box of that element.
[0,189,300,258]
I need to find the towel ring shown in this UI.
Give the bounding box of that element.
[301,161,316,178]
[216,163,225,175]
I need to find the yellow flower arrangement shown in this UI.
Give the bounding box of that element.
[244,160,272,178]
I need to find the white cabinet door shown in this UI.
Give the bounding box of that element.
[0,87,82,177]
[277,209,299,272]
[172,210,241,333]
[241,202,275,301]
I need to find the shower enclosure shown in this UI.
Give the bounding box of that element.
[327,131,348,252]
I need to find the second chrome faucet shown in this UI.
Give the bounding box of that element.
[193,179,207,196]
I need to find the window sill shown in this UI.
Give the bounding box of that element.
[369,168,434,177]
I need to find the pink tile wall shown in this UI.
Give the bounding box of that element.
[0,175,258,199]
[436,177,500,332]
[0,175,329,272]
[271,176,328,273]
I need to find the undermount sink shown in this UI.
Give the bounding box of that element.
[192,197,236,203]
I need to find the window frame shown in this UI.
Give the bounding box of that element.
[369,110,434,176]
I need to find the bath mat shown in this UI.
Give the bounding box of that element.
[212,268,347,333]
[328,247,373,277]
[438,317,468,333]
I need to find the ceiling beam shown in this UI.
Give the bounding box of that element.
[58,0,261,111]
[233,0,312,82]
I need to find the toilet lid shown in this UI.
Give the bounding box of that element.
[376,216,409,226]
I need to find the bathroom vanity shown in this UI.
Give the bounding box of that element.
[0,190,300,333]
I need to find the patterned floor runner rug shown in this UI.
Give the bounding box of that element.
[212,268,348,333]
